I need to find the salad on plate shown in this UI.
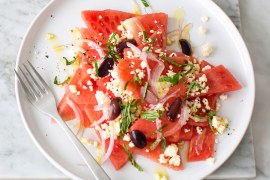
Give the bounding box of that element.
[50,1,242,178]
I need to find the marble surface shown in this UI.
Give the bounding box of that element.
[0,0,268,179]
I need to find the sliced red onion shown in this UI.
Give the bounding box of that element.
[164,104,189,137]
[66,98,85,136]
[195,128,206,155]
[156,118,162,139]
[101,127,114,164]
[94,104,110,112]
[80,39,105,58]
[159,89,180,104]
[140,87,158,104]
[140,52,151,81]
[95,126,105,152]
[90,114,106,128]
[189,115,207,122]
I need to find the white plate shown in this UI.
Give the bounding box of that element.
[15,0,255,179]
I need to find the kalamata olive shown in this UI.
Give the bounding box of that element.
[179,39,192,56]
[98,57,114,77]
[108,97,122,120]
[116,39,137,53]
[130,130,147,149]
[167,97,182,121]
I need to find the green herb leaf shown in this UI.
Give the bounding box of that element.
[185,81,202,99]
[159,73,180,86]
[124,81,130,90]
[140,110,163,121]
[120,99,141,136]
[142,30,148,41]
[142,82,149,99]
[161,137,167,151]
[159,54,181,67]
[150,124,168,136]
[133,75,142,85]
[63,57,76,65]
[107,32,117,45]
[94,61,99,77]
[54,76,71,86]
[122,144,143,172]
[140,0,150,7]
[150,138,162,150]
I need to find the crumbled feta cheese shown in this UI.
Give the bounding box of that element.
[166,70,176,77]
[202,65,212,72]
[206,157,215,165]
[136,69,145,79]
[140,61,147,69]
[201,16,209,23]
[186,97,202,113]
[196,126,203,134]
[198,74,208,83]
[219,94,228,101]
[169,65,173,70]
[123,134,131,142]
[164,144,178,157]
[212,116,229,134]
[93,141,99,147]
[100,119,121,139]
[86,68,97,80]
[153,81,170,98]
[76,91,80,96]
[202,43,213,57]
[69,85,77,94]
[98,15,102,19]
[127,50,134,59]
[95,91,110,118]
[82,85,87,90]
[150,29,155,33]
[145,149,149,153]
[202,98,211,110]
[129,142,135,148]
[87,80,92,86]
[184,128,191,133]
[168,155,181,166]
[158,154,169,164]
[138,31,143,37]
[98,33,103,36]
[198,26,207,34]
[157,31,162,35]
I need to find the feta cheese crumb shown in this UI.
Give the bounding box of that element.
[196,126,203,134]
[76,91,80,96]
[69,85,77,93]
[123,134,131,142]
[140,61,147,69]
[154,173,168,180]
[206,157,215,165]
[82,85,87,90]
[145,149,149,153]
[168,155,181,166]
[128,142,135,148]
[158,154,169,164]
[126,50,134,59]
[184,128,191,133]
[202,65,212,72]
[164,144,178,157]
[150,29,155,33]
[199,26,207,34]
[202,43,213,57]
[212,116,229,134]
[216,102,221,111]
[201,16,209,23]
[219,94,228,101]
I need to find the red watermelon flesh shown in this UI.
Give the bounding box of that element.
[133,140,184,170]
[105,139,129,170]
[81,10,135,44]
[57,93,75,121]
[188,127,215,161]
[122,13,168,48]
[190,65,242,98]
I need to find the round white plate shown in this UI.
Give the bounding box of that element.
[15,0,255,179]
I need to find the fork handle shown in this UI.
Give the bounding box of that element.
[50,110,111,180]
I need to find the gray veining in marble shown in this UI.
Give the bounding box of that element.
[0,0,269,179]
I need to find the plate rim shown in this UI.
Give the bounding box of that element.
[15,0,255,179]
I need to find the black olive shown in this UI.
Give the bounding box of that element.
[167,97,182,121]
[98,57,114,77]
[108,97,122,120]
[179,39,192,56]
[116,39,137,53]
[130,130,147,149]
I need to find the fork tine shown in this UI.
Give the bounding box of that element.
[27,60,50,92]
[18,66,40,98]
[23,63,46,94]
[14,69,36,101]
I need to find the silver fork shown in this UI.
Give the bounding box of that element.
[15,61,110,180]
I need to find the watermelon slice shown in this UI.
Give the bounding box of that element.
[122,13,168,48]
[188,127,215,161]
[57,94,75,121]
[81,10,135,44]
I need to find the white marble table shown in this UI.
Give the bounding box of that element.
[0,0,269,179]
